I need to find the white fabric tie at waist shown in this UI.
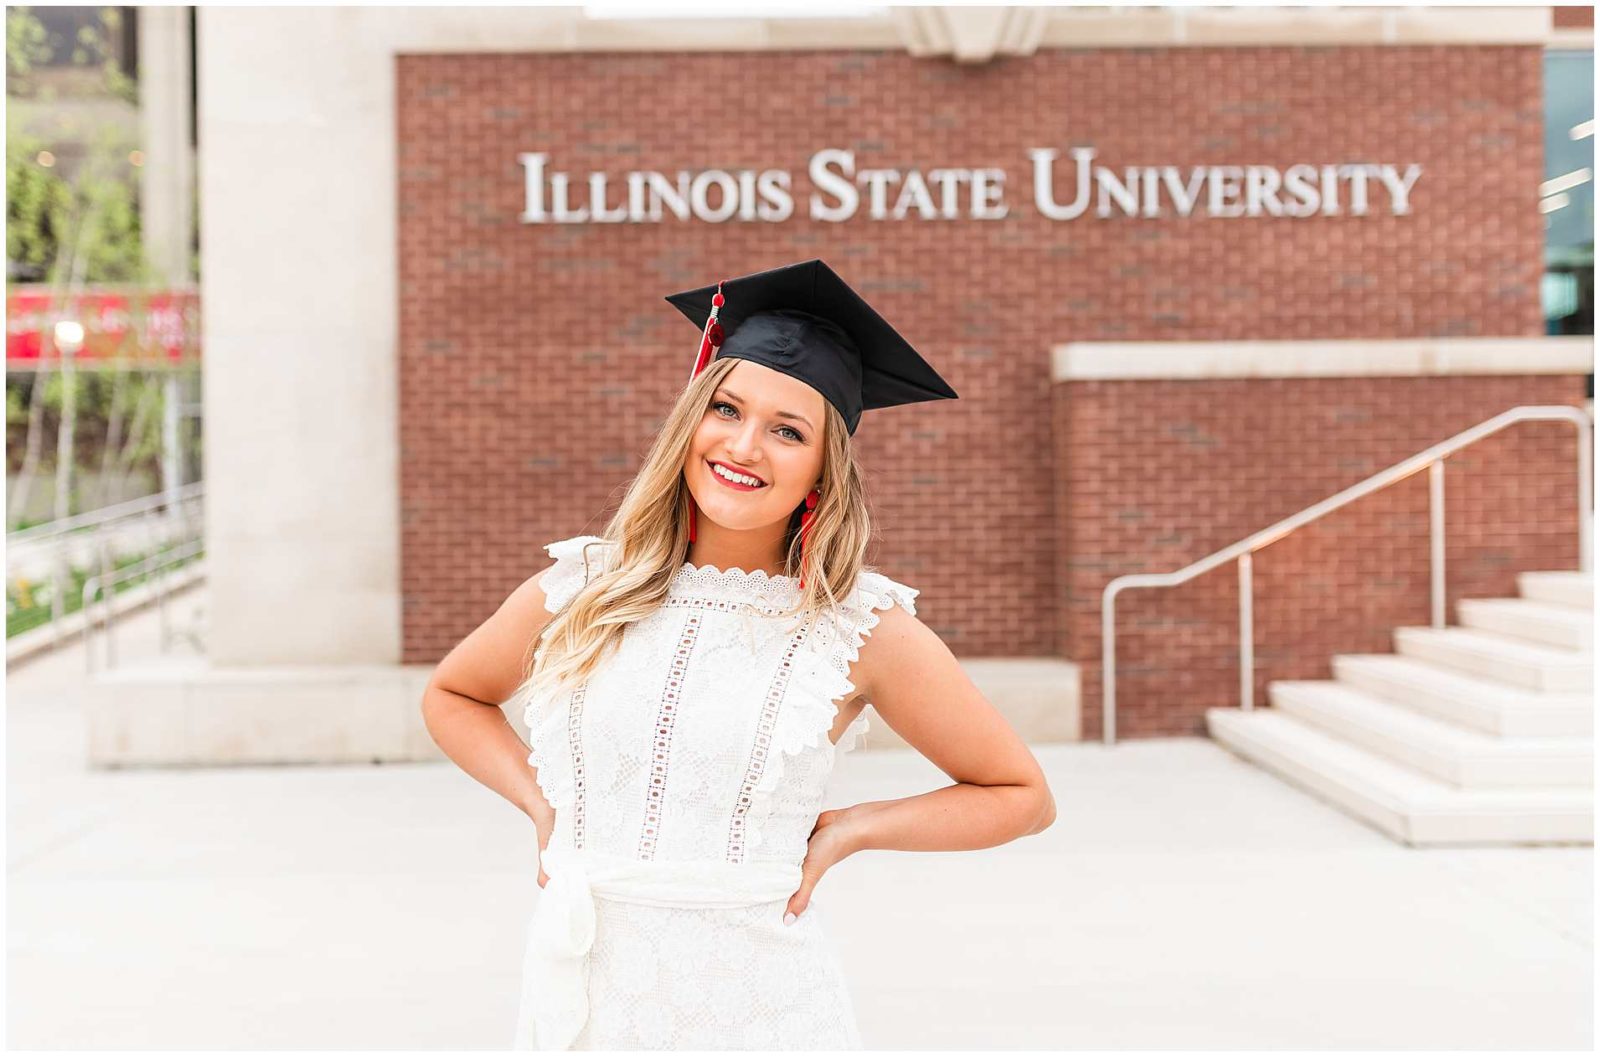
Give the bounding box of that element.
[513,844,803,1051]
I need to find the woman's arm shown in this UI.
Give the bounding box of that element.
[421,572,559,847]
[841,602,1057,852]
[784,603,1056,920]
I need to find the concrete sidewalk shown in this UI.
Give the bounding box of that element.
[6,597,1592,1049]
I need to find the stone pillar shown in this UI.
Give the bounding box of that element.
[136,6,194,286]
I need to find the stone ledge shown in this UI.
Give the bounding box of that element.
[86,660,439,767]
[85,656,1081,767]
[1053,336,1595,382]
[859,657,1083,750]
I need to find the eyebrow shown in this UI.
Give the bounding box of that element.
[714,388,814,432]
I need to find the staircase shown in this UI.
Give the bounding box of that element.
[1207,570,1594,847]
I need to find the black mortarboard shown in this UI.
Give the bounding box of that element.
[663,258,958,436]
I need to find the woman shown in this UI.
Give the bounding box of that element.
[422,259,1056,1050]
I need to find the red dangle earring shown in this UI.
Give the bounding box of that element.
[797,488,820,590]
[686,281,727,546]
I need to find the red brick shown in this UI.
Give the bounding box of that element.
[396,47,1584,741]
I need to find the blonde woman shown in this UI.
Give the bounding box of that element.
[421,259,1056,1050]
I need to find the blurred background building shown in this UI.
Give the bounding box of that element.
[7,5,1594,842]
[7,6,201,666]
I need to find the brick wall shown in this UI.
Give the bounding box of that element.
[1552,5,1594,30]
[397,45,1585,736]
[1058,375,1587,739]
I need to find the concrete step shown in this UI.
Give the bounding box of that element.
[1457,597,1593,652]
[1332,654,1593,737]
[1394,626,1593,693]
[1269,680,1592,788]
[1207,706,1593,846]
[1517,570,1594,610]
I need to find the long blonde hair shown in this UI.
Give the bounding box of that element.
[519,356,874,705]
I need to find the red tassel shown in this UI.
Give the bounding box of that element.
[688,284,726,381]
[797,488,820,590]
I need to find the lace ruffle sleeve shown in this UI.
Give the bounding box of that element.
[521,534,615,811]
[536,534,614,614]
[742,567,920,852]
[813,568,919,753]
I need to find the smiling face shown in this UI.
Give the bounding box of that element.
[683,358,827,535]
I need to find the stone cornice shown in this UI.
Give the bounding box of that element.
[386,6,1561,57]
[1052,337,1596,382]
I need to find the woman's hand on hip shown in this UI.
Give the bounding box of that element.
[529,804,555,889]
[785,806,867,923]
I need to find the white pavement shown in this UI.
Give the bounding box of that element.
[6,595,1592,1050]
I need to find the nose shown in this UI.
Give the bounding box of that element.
[726,417,764,464]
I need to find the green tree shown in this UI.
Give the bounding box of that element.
[6,6,178,528]
[6,130,71,278]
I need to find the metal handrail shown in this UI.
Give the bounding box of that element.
[1101,405,1593,745]
[82,537,206,673]
[8,481,205,545]
[8,483,204,648]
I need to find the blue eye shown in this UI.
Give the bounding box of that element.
[710,400,805,443]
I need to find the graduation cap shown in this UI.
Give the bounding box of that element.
[663,258,958,437]
[662,258,958,587]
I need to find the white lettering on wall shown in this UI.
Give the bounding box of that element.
[809,148,858,223]
[517,147,1424,223]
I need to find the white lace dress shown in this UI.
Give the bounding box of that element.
[511,534,919,1051]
